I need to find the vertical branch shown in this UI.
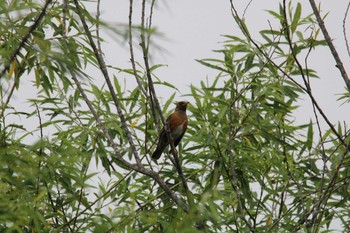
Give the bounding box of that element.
[304,36,330,226]
[139,0,191,206]
[309,0,350,91]
[139,0,163,129]
[62,0,67,37]
[96,0,102,54]
[127,0,149,102]
[34,103,43,196]
[342,2,350,61]
[128,0,159,151]
[30,103,44,231]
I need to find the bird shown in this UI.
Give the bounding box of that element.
[151,101,189,160]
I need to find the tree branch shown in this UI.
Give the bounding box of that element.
[139,0,192,208]
[309,0,350,91]
[342,2,350,62]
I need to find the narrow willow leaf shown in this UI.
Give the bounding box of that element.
[291,3,301,33]
[306,120,313,151]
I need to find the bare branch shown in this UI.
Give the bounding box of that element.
[309,0,350,91]
[342,2,350,62]
[127,0,159,137]
[127,0,148,97]
[139,0,163,130]
[96,0,102,54]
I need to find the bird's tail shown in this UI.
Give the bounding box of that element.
[151,149,163,160]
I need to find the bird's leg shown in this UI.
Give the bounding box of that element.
[169,147,178,155]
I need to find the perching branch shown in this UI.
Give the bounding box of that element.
[139,0,192,207]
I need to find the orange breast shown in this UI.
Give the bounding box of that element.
[168,112,188,138]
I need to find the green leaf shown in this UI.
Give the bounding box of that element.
[306,120,313,151]
[163,92,176,112]
[196,59,227,73]
[291,3,301,33]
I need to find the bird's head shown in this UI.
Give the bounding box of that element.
[175,101,189,112]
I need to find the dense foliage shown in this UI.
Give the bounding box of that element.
[1,0,349,232]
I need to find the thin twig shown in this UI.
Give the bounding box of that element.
[96,0,102,54]
[0,77,16,119]
[309,0,350,91]
[243,0,253,20]
[139,0,163,130]
[62,0,67,37]
[342,2,350,62]
[127,0,148,97]
[305,33,329,228]
[228,99,255,231]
